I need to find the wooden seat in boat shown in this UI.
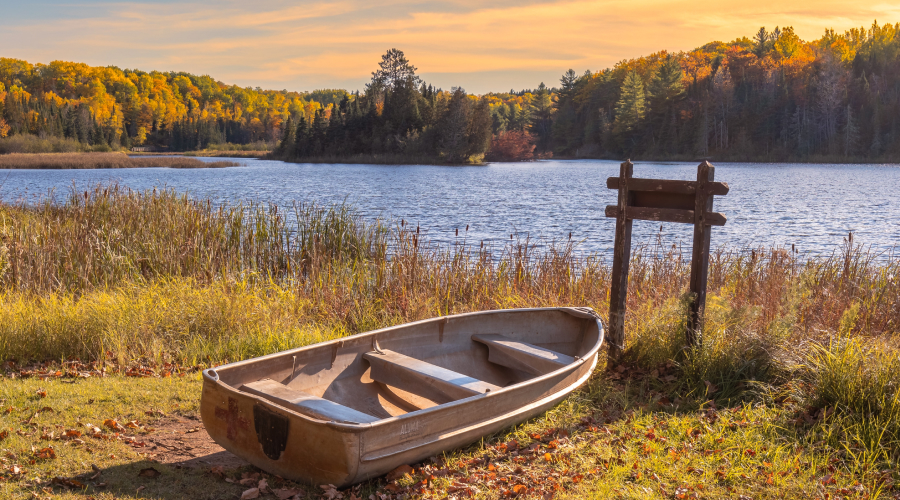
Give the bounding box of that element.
[242,379,379,424]
[472,334,574,375]
[364,349,500,403]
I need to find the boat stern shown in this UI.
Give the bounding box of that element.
[200,368,365,487]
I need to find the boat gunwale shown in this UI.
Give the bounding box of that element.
[202,307,605,432]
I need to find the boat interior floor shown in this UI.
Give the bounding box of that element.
[239,333,575,424]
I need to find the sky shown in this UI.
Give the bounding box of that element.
[1,0,896,94]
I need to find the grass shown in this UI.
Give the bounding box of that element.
[0,153,238,169]
[0,185,898,498]
[0,374,249,500]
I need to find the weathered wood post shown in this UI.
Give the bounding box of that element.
[607,160,633,361]
[605,161,728,363]
[687,161,715,343]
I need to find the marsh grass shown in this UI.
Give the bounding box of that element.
[0,153,237,169]
[0,185,899,496]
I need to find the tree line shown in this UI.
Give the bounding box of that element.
[2,20,900,162]
[544,21,900,161]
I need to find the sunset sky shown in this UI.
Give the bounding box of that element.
[1,0,895,94]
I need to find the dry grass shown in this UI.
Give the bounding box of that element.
[0,185,899,497]
[0,153,237,169]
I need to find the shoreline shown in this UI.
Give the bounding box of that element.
[4,150,899,167]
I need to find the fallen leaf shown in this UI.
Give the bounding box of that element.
[320,484,344,499]
[37,390,47,398]
[274,488,301,500]
[257,478,269,493]
[241,488,260,500]
[103,419,125,432]
[386,464,413,481]
[138,467,161,478]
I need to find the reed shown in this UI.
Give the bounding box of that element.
[0,152,238,169]
[0,185,898,457]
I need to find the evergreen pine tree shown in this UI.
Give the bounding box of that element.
[278,116,294,156]
[614,71,646,136]
[294,116,309,158]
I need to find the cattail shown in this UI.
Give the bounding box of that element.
[568,232,572,240]
[466,225,469,232]
[456,228,458,237]
[416,225,420,235]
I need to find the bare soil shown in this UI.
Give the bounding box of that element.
[145,415,249,470]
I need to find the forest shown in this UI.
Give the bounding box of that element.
[2,20,900,162]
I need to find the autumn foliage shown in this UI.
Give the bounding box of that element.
[485,130,537,161]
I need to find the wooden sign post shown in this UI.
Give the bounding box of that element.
[605,160,729,361]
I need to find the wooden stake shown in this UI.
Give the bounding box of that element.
[608,160,633,362]
[687,161,715,345]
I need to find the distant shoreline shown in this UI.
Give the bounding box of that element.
[0,152,238,169]
[4,151,898,168]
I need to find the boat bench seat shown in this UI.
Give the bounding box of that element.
[364,349,500,403]
[472,334,575,375]
[242,378,379,424]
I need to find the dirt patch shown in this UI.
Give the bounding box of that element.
[144,415,249,469]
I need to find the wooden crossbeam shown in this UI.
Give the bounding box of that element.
[606,177,729,196]
[604,206,727,226]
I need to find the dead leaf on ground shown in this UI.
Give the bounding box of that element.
[241,488,260,500]
[386,464,413,481]
[104,419,126,432]
[274,488,302,500]
[138,467,161,478]
[320,484,344,499]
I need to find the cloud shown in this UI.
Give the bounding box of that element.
[0,0,891,93]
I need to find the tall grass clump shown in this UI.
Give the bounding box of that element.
[0,152,238,169]
[0,134,82,154]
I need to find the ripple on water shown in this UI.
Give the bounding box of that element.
[2,158,899,258]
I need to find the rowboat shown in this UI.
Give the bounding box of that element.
[200,307,605,487]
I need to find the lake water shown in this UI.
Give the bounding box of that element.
[2,158,898,258]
